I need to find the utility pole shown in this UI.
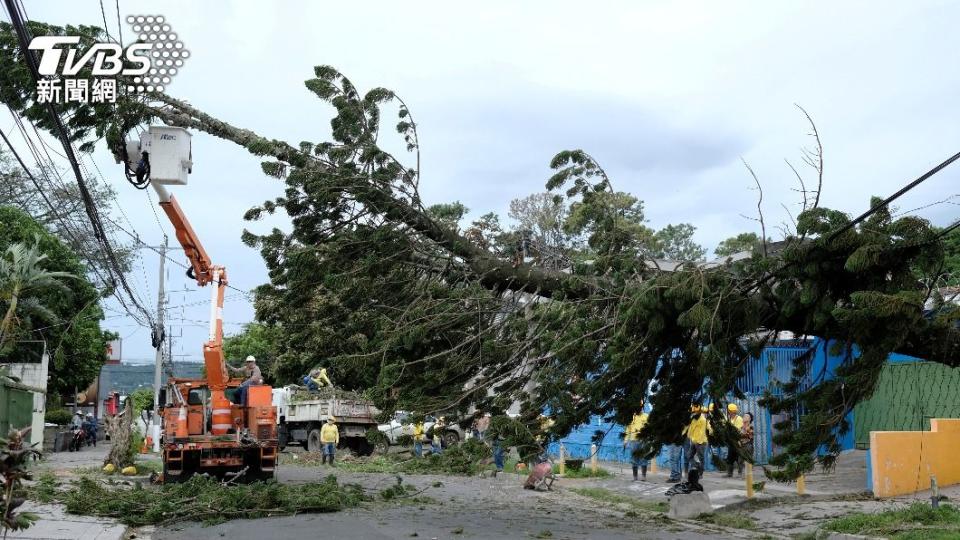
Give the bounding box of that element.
[152,236,168,423]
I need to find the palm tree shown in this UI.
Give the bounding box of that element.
[0,238,77,351]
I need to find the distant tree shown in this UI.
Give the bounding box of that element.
[0,148,136,282]
[715,232,763,257]
[650,223,706,261]
[943,227,960,285]
[0,207,109,395]
[127,387,153,417]
[507,193,571,269]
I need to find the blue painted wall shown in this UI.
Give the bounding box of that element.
[550,339,899,466]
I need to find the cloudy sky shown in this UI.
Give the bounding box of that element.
[15,1,960,363]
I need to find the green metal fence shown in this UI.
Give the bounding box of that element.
[853,361,960,449]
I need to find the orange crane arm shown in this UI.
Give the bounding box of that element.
[159,194,214,286]
[153,187,230,390]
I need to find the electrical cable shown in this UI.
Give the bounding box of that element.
[3,0,156,328]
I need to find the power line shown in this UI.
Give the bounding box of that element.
[4,105,154,323]
[3,0,156,328]
[114,0,123,47]
[827,149,960,242]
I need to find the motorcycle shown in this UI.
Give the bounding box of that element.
[68,426,85,452]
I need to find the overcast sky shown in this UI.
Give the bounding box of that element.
[15,1,960,364]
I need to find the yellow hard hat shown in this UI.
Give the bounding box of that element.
[727,403,739,413]
[708,403,715,412]
[327,416,336,423]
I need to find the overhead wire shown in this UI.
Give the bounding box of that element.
[3,0,157,328]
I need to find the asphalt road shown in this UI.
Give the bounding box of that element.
[151,463,729,539]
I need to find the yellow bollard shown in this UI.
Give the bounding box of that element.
[745,463,754,499]
[797,473,806,495]
[590,444,598,474]
[559,444,566,475]
[650,456,658,474]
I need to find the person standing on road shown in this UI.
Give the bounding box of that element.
[724,403,744,477]
[682,405,711,476]
[667,443,683,483]
[320,417,339,465]
[227,356,263,406]
[738,412,755,476]
[431,417,447,454]
[622,405,649,481]
[413,420,426,457]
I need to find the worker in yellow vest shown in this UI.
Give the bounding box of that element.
[622,404,649,481]
[725,403,744,477]
[682,405,712,476]
[412,420,426,457]
[320,416,339,465]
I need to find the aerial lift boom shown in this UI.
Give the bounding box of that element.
[125,126,277,482]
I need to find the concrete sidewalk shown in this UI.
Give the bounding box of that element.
[8,502,126,540]
[14,443,128,540]
[579,449,868,508]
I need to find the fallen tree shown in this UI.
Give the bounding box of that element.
[1,21,958,478]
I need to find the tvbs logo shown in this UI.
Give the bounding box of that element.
[30,36,152,76]
[29,15,188,104]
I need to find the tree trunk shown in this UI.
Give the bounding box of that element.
[104,399,134,468]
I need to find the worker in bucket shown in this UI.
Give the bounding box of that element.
[227,355,263,405]
[320,416,339,465]
[622,402,649,481]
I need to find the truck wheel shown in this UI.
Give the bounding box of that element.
[443,430,460,447]
[306,428,322,453]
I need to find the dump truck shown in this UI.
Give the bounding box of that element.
[273,386,380,455]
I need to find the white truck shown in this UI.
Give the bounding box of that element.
[272,386,381,455]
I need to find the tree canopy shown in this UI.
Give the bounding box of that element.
[0,22,958,478]
[0,206,111,394]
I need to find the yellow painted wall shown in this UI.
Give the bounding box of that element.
[870,418,960,498]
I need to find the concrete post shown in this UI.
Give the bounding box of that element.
[590,444,598,474]
[797,473,806,495]
[559,444,566,475]
[745,463,754,498]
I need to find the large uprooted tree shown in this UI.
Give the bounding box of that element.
[2,21,959,478]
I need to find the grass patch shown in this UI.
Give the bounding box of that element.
[58,474,368,526]
[697,511,757,530]
[823,502,960,540]
[570,487,668,513]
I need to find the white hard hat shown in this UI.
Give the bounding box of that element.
[245,355,256,363]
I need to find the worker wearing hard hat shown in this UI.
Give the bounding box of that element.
[320,416,339,465]
[725,403,744,477]
[622,402,649,481]
[227,355,263,405]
